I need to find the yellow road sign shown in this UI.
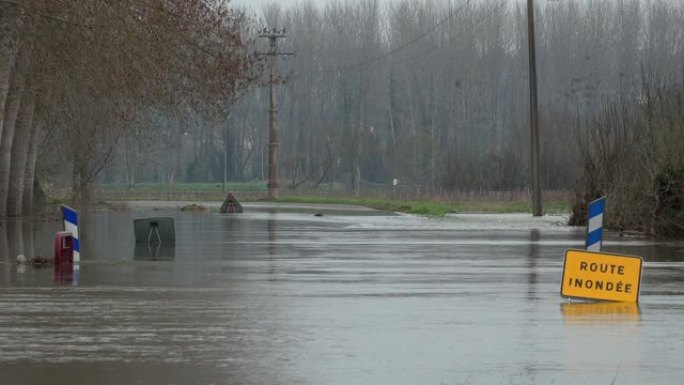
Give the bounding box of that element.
[561,249,643,303]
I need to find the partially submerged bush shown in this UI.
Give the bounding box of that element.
[653,166,684,236]
[572,79,684,235]
[180,204,209,213]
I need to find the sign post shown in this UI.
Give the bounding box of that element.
[61,205,80,263]
[561,249,643,303]
[586,197,605,251]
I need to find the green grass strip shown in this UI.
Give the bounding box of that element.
[272,196,570,216]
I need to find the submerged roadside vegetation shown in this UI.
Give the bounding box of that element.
[572,78,684,236]
[85,182,572,216]
[274,196,571,216]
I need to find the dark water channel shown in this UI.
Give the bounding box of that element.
[1,202,683,385]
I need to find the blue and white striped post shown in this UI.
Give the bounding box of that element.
[586,197,606,252]
[62,205,80,263]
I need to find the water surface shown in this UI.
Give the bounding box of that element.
[1,203,683,384]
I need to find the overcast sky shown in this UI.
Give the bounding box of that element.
[232,0,326,12]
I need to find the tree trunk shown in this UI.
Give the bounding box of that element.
[79,168,94,207]
[22,111,44,216]
[7,85,34,216]
[72,153,93,207]
[0,65,25,218]
[124,131,135,188]
[0,13,18,146]
[0,220,8,264]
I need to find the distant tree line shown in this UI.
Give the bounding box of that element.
[253,0,684,193]
[96,0,684,194]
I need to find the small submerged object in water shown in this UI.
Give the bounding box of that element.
[181,204,209,212]
[15,254,53,267]
[30,255,52,267]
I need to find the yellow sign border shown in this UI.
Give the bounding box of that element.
[560,249,643,303]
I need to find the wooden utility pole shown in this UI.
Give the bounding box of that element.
[259,28,289,199]
[527,0,543,216]
[223,119,228,193]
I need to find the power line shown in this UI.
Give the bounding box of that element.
[332,0,473,72]
[283,0,505,81]
[383,2,506,68]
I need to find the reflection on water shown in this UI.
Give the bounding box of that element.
[267,217,277,278]
[133,243,176,261]
[54,264,79,287]
[561,301,641,323]
[562,301,643,383]
[267,217,277,255]
[527,229,541,300]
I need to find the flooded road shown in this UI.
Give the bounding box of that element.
[1,202,683,384]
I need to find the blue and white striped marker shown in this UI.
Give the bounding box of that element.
[62,205,80,263]
[586,197,606,252]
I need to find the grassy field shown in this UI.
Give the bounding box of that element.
[92,182,571,216]
[98,182,267,192]
[274,196,571,216]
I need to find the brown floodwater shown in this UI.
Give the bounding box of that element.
[0,202,683,385]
